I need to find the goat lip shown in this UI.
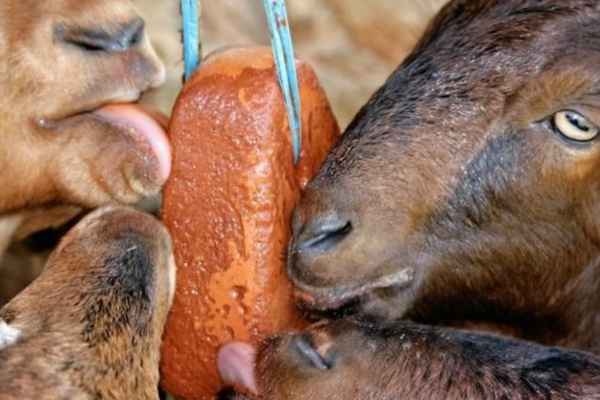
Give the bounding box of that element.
[36,91,144,124]
[37,102,172,184]
[293,267,415,311]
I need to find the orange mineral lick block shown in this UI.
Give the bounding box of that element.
[159,46,340,399]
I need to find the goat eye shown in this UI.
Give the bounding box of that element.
[553,111,599,143]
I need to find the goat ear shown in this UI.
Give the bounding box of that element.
[217,386,263,400]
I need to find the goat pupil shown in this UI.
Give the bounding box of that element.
[566,113,589,132]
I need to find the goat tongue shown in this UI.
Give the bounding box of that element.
[94,104,172,183]
[218,342,258,393]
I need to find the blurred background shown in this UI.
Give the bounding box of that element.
[137,0,448,129]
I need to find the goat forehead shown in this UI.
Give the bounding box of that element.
[387,6,596,114]
[324,2,600,171]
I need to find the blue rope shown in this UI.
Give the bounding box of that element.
[264,0,302,165]
[182,0,200,81]
[182,0,301,164]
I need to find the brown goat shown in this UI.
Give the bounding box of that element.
[217,2,600,398]
[287,0,600,353]
[0,0,170,258]
[0,206,174,399]
[218,320,600,400]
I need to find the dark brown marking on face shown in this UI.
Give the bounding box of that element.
[80,231,155,346]
[0,206,174,399]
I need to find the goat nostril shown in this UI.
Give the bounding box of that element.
[296,216,352,253]
[292,334,333,371]
[55,18,145,53]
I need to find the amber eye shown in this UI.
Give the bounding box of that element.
[553,111,599,143]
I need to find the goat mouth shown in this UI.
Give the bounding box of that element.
[36,100,171,184]
[293,267,415,311]
[36,89,144,123]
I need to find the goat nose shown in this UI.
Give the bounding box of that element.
[294,213,352,254]
[56,18,145,52]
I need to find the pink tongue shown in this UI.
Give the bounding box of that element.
[218,342,258,393]
[95,104,171,183]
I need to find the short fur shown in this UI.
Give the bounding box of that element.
[0,0,166,257]
[0,206,174,399]
[220,320,600,400]
[288,0,600,352]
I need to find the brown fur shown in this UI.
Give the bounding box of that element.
[0,206,174,399]
[288,0,600,352]
[0,0,166,256]
[220,320,600,400]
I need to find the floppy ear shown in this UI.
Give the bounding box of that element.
[217,386,264,400]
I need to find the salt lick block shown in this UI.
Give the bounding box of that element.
[160,46,341,399]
